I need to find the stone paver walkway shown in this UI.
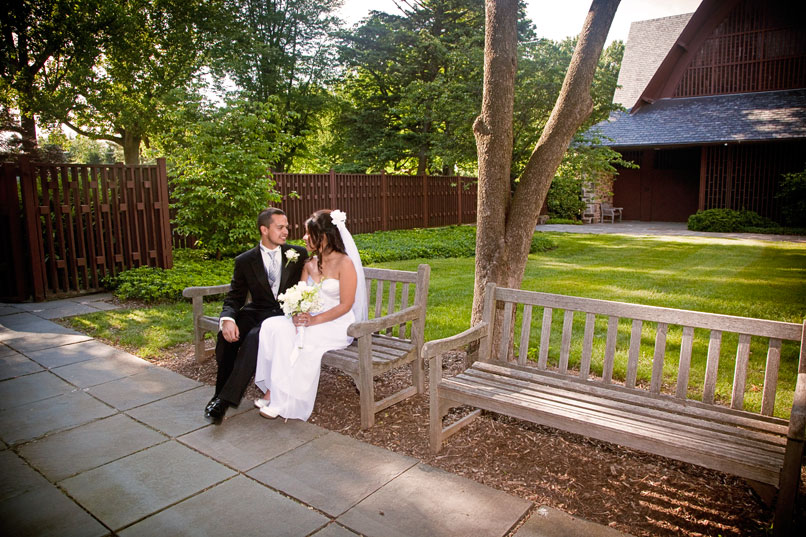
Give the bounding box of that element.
[537,220,806,243]
[0,295,629,537]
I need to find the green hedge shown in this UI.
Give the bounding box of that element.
[107,226,556,302]
[687,209,778,232]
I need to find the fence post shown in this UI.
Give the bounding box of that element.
[457,176,463,225]
[381,170,388,231]
[156,158,173,269]
[18,156,47,301]
[422,173,429,228]
[329,168,337,209]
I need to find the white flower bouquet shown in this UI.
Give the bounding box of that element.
[278,281,322,348]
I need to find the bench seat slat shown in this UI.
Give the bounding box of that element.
[460,367,786,452]
[440,373,784,485]
[473,361,789,434]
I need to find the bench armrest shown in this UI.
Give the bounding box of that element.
[788,373,806,441]
[183,284,231,298]
[347,305,422,338]
[422,322,489,367]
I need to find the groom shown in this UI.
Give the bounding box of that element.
[205,207,308,423]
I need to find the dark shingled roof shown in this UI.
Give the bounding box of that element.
[592,89,806,147]
[613,13,693,109]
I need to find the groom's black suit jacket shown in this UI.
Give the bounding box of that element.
[215,242,307,403]
[221,243,308,323]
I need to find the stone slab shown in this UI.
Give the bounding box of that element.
[0,390,116,445]
[179,409,324,471]
[60,441,235,531]
[87,367,200,410]
[50,349,152,388]
[513,506,632,537]
[0,481,110,537]
[0,305,21,316]
[249,431,417,516]
[0,313,92,352]
[0,450,51,502]
[0,351,44,380]
[126,386,217,438]
[312,524,361,537]
[18,414,166,482]
[0,342,16,356]
[118,475,328,537]
[338,463,532,537]
[27,339,123,369]
[0,370,77,410]
[16,301,102,319]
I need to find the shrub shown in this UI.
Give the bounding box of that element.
[544,218,582,225]
[108,228,556,302]
[776,168,806,227]
[546,176,586,220]
[687,209,778,232]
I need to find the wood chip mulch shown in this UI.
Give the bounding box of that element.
[151,343,805,537]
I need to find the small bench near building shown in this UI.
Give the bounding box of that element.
[424,283,805,534]
[184,264,430,428]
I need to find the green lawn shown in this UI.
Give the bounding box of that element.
[65,232,806,417]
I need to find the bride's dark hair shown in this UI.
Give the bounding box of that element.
[306,209,346,273]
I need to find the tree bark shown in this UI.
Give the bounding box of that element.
[122,130,141,165]
[472,0,620,324]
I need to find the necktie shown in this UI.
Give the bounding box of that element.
[267,250,280,295]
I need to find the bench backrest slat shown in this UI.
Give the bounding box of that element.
[676,326,695,399]
[559,310,574,374]
[650,322,668,394]
[538,307,552,369]
[762,338,782,416]
[731,333,752,410]
[518,304,533,366]
[626,319,642,388]
[399,282,410,339]
[580,312,596,380]
[386,281,397,336]
[603,316,619,384]
[499,302,515,361]
[703,330,722,404]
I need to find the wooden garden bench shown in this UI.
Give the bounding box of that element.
[601,202,623,223]
[183,264,431,428]
[423,282,805,533]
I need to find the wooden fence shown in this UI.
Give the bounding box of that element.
[272,170,478,238]
[0,158,172,302]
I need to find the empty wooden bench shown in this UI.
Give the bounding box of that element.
[423,283,805,533]
[184,264,431,428]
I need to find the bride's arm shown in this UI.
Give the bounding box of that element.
[305,256,356,326]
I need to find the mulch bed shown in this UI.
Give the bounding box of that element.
[151,342,805,537]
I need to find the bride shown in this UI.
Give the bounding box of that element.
[253,209,367,421]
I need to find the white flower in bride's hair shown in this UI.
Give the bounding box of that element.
[284,249,299,267]
[330,210,347,226]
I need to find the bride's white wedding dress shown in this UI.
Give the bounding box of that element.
[254,278,355,421]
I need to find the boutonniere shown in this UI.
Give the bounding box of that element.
[284,249,300,267]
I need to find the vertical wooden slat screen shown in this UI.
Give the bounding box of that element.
[0,158,172,301]
[272,171,478,236]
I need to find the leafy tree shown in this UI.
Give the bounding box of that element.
[472,0,621,322]
[333,0,487,174]
[164,97,299,257]
[0,0,117,154]
[61,0,224,164]
[215,0,342,172]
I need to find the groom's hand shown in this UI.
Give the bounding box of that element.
[221,319,239,342]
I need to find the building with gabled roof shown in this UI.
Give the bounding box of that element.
[593,0,806,222]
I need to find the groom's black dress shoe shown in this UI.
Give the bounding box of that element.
[205,397,229,423]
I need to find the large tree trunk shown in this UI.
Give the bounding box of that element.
[19,109,38,156]
[122,130,141,165]
[471,0,620,324]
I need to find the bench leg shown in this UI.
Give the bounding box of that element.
[773,437,804,536]
[357,336,375,429]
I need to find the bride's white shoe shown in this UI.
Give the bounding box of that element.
[259,406,279,419]
[254,398,271,409]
